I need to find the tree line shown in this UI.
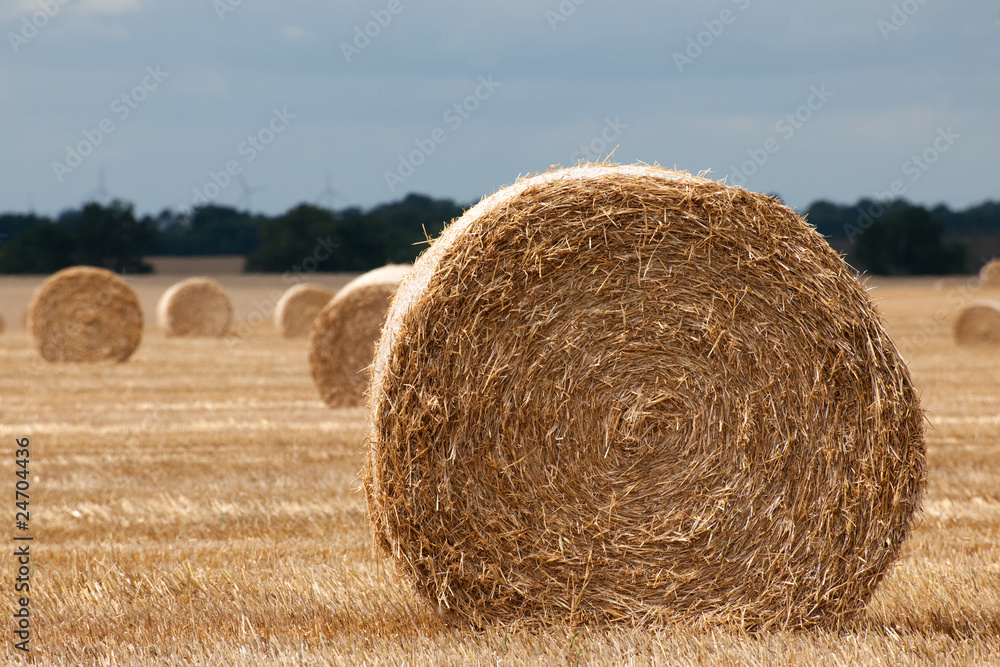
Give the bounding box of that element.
[0,194,997,276]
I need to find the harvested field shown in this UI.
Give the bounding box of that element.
[146,256,247,276]
[0,274,998,665]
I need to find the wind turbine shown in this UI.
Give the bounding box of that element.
[84,167,116,204]
[235,174,265,211]
[315,170,341,209]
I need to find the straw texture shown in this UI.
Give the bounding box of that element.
[979,260,1000,288]
[157,277,233,337]
[0,312,5,335]
[308,265,411,408]
[953,300,1000,346]
[27,266,143,362]
[274,283,334,338]
[365,164,926,630]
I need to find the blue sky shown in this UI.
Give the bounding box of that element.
[1,0,997,217]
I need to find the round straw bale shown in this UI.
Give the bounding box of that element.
[274,283,335,338]
[157,277,233,337]
[979,259,1000,288]
[365,164,926,630]
[953,300,1000,346]
[308,264,411,408]
[27,266,142,362]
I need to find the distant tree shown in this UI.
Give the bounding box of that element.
[852,205,966,275]
[69,201,154,273]
[336,210,391,271]
[149,205,265,256]
[244,204,341,272]
[0,221,75,273]
[804,200,854,240]
[934,200,1000,236]
[0,213,49,240]
[242,195,466,273]
[935,200,1000,268]
[366,193,466,264]
[0,201,154,274]
[3,193,993,277]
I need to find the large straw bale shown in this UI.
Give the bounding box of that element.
[365,164,926,630]
[274,283,335,338]
[27,266,143,362]
[308,264,411,408]
[157,277,233,337]
[953,300,1000,346]
[979,259,1000,288]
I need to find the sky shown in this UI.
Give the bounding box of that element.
[1,0,997,218]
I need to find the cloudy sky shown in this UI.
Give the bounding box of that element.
[1,0,997,217]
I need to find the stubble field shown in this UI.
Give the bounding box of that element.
[1,273,998,665]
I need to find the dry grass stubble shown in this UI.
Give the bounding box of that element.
[0,277,997,665]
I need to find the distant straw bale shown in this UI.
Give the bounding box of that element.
[157,277,233,337]
[27,266,143,362]
[979,259,1000,288]
[953,300,1000,346]
[308,264,411,408]
[274,283,335,338]
[365,164,926,630]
